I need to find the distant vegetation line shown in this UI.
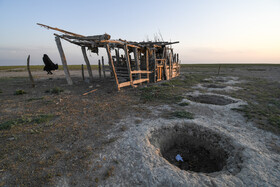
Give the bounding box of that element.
[0,65,100,71]
[0,64,279,71]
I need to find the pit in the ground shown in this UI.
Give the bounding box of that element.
[149,124,242,174]
[187,94,236,105]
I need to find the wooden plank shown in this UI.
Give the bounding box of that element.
[83,89,97,96]
[27,55,35,87]
[102,56,106,78]
[124,44,134,87]
[131,70,152,74]
[118,78,149,88]
[38,23,84,37]
[55,36,73,85]
[118,81,131,88]
[133,78,149,84]
[81,46,94,82]
[106,44,119,90]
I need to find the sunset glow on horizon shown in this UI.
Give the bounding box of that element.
[0,0,279,65]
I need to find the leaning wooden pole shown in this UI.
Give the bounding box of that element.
[105,44,119,90]
[81,46,94,82]
[27,55,35,88]
[55,36,73,85]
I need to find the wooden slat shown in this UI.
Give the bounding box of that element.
[133,78,149,84]
[131,70,152,74]
[118,81,131,88]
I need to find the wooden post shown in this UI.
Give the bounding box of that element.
[105,44,119,90]
[102,56,106,78]
[169,53,172,80]
[145,48,149,83]
[81,46,94,82]
[115,49,120,65]
[217,64,221,76]
[55,36,73,85]
[81,64,85,80]
[133,48,141,81]
[27,55,35,87]
[124,44,134,87]
[98,60,101,79]
[153,50,157,82]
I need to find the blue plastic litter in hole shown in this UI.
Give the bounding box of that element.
[176,154,183,162]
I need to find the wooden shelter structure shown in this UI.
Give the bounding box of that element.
[37,23,180,90]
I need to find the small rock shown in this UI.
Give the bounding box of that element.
[8,137,15,141]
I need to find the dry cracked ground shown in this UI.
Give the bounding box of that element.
[0,64,279,186]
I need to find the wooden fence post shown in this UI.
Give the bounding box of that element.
[55,36,73,85]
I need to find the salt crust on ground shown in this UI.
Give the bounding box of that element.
[94,91,280,186]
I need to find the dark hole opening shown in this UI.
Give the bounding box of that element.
[149,125,242,174]
[187,95,236,105]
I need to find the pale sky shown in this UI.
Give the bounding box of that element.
[0,0,279,65]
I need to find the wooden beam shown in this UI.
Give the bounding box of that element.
[133,78,149,85]
[118,78,149,88]
[27,55,35,87]
[105,44,119,90]
[38,23,84,37]
[81,46,94,82]
[55,36,73,85]
[124,44,134,87]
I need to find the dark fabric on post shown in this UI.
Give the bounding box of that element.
[43,54,58,74]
